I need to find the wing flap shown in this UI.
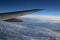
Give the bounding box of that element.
[3,18,23,22]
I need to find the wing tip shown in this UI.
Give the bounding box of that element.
[34,9,44,11]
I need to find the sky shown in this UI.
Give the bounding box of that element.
[0,0,60,16]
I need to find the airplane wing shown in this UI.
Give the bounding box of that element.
[0,9,43,22]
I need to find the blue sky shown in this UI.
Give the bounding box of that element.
[0,0,60,16]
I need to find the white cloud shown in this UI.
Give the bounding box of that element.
[20,16,60,23]
[1,16,60,40]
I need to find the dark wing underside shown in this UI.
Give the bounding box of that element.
[4,18,23,22]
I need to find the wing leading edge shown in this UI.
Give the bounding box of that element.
[0,9,43,21]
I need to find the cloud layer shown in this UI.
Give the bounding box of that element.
[20,16,60,23]
[0,16,60,40]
